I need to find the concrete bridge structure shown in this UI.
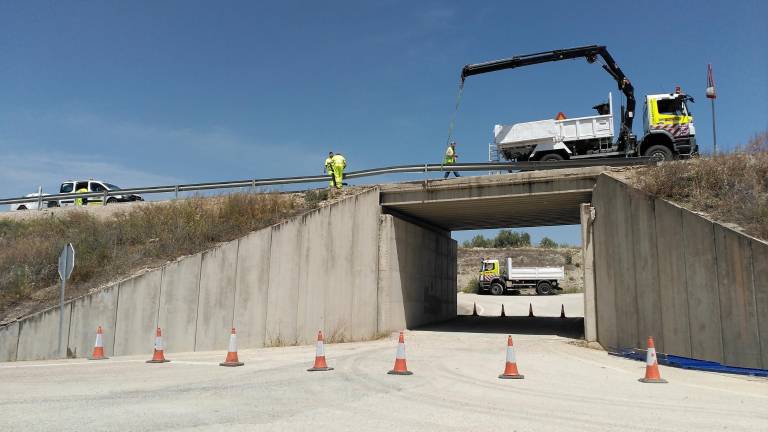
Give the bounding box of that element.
[1,166,766,370]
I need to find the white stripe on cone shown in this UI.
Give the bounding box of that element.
[155,335,164,351]
[228,333,238,353]
[506,345,516,363]
[316,340,325,357]
[94,332,103,348]
[396,342,406,359]
[646,347,657,366]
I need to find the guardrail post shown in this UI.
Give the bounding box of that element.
[103,190,108,206]
[37,185,43,211]
[174,185,179,200]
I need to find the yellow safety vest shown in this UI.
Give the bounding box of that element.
[444,146,456,164]
[331,154,346,168]
[75,188,88,206]
[325,157,334,172]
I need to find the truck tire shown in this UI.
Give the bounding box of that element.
[536,281,554,296]
[539,153,565,162]
[644,144,673,161]
[490,282,505,296]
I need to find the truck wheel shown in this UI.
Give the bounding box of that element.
[536,282,554,296]
[539,153,565,162]
[644,145,673,161]
[490,282,505,296]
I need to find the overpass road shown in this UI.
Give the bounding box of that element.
[1,317,765,431]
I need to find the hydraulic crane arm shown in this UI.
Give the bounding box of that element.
[460,45,636,149]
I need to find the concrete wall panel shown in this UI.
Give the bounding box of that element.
[67,284,118,359]
[654,199,692,357]
[681,211,724,363]
[297,209,329,345]
[612,181,639,349]
[266,221,301,346]
[17,304,72,360]
[323,200,356,342]
[629,190,663,350]
[158,254,202,353]
[195,242,238,351]
[113,270,161,356]
[752,240,768,369]
[593,175,619,349]
[0,322,20,362]
[349,191,381,340]
[233,230,271,348]
[714,226,761,368]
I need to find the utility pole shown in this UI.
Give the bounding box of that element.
[706,64,717,155]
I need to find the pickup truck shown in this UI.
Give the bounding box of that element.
[478,258,564,295]
[57,180,143,206]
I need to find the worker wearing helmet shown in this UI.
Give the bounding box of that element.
[444,142,460,178]
[74,187,89,206]
[325,152,335,188]
[330,153,346,189]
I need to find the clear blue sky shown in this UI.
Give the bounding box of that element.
[2,1,766,245]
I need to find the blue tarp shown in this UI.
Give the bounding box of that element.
[609,348,768,378]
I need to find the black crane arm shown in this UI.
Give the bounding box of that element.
[460,45,636,149]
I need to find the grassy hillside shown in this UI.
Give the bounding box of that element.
[634,132,767,241]
[0,189,340,324]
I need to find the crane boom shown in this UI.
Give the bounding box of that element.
[460,45,636,150]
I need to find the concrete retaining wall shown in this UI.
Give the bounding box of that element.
[377,215,457,331]
[593,174,768,369]
[1,187,457,362]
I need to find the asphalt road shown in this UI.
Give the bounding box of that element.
[1,306,765,431]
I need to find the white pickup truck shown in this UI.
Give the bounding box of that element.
[478,257,565,295]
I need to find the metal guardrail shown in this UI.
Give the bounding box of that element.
[0,158,655,206]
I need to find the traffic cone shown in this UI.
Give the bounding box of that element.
[307,330,333,371]
[219,328,244,367]
[472,302,479,316]
[498,335,524,379]
[639,336,667,383]
[146,327,170,363]
[528,303,535,317]
[500,304,506,317]
[88,326,109,360]
[387,331,413,375]
[560,304,566,319]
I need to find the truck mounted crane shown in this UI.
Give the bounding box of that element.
[459,45,697,161]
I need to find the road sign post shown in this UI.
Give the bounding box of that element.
[57,243,75,358]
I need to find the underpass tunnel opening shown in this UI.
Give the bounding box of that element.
[447,223,587,339]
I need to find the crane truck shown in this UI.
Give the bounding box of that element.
[460,45,698,161]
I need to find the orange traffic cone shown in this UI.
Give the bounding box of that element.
[146,327,170,363]
[472,302,479,316]
[560,304,566,319]
[387,331,413,375]
[528,303,535,317]
[307,330,333,371]
[220,328,244,367]
[639,336,667,383]
[88,326,109,360]
[500,304,506,317]
[498,335,524,379]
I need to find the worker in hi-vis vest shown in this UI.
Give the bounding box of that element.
[444,141,460,178]
[330,153,346,189]
[325,152,335,187]
[75,187,89,206]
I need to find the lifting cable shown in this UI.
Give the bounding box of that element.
[442,79,465,171]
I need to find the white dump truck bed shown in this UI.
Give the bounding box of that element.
[493,93,614,157]
[505,258,564,280]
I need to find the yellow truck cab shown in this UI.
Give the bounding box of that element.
[478,258,564,296]
[640,88,697,160]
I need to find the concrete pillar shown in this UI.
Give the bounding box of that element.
[580,203,597,342]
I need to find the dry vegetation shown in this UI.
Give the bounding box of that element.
[634,131,768,241]
[0,191,329,323]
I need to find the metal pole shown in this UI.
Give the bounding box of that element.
[711,98,718,155]
[37,186,43,211]
[58,276,66,358]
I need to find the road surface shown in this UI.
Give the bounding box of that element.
[1,314,765,431]
[458,291,585,317]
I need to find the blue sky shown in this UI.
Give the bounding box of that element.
[1,1,766,245]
